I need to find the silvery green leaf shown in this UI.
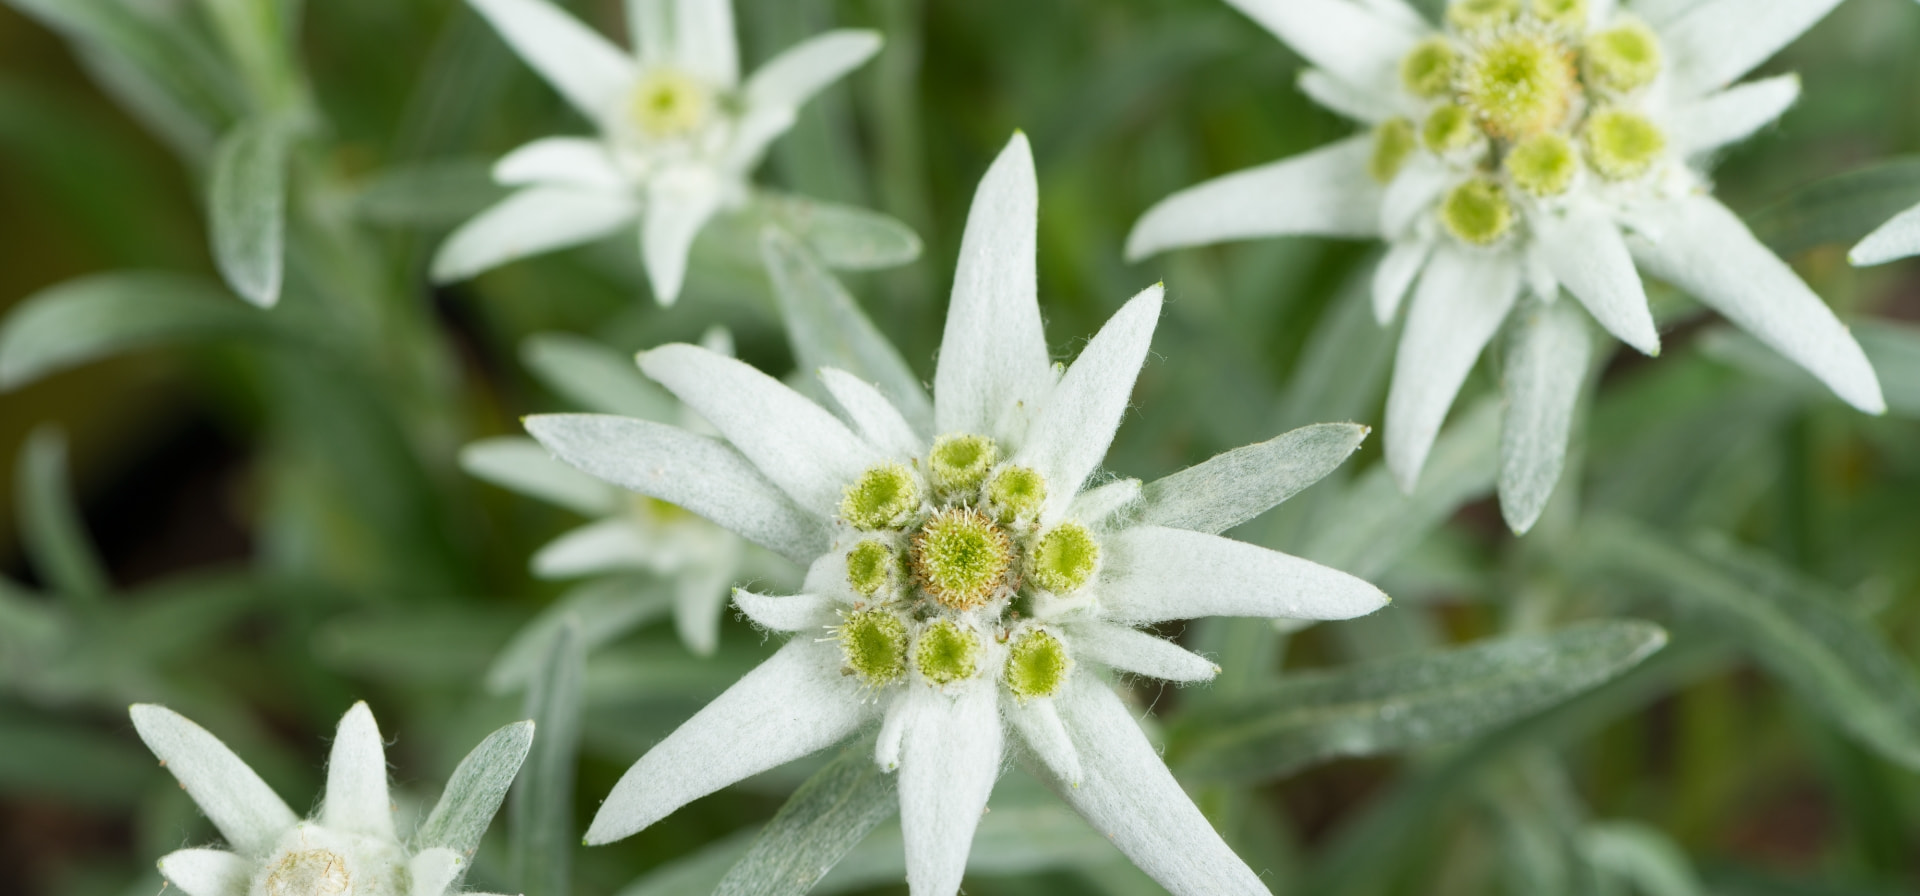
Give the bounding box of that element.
[522,332,678,421]
[1137,422,1368,535]
[1751,157,1920,257]
[1583,519,1920,769]
[209,118,290,307]
[1583,822,1704,896]
[486,575,673,694]
[613,828,759,896]
[16,427,108,601]
[510,620,583,896]
[0,707,153,808]
[1499,300,1593,535]
[4,0,243,132]
[0,272,272,390]
[1854,321,1920,417]
[761,192,923,270]
[460,436,618,518]
[1167,619,1668,782]
[195,0,299,113]
[714,736,898,896]
[417,719,536,860]
[355,158,507,228]
[815,800,1120,893]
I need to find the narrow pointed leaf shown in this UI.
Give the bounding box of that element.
[522,332,678,421]
[1138,422,1368,534]
[16,426,108,602]
[0,273,274,390]
[209,118,289,307]
[762,194,922,271]
[510,621,583,896]
[714,737,898,896]
[1749,158,1920,257]
[418,720,536,859]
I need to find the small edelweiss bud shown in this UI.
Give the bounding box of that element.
[1422,104,1480,155]
[1504,132,1580,197]
[1447,0,1520,33]
[912,508,1014,610]
[1583,21,1662,94]
[846,539,901,598]
[838,607,910,687]
[928,434,999,496]
[1028,522,1101,594]
[985,464,1048,523]
[1399,37,1459,99]
[912,618,983,685]
[266,849,350,896]
[1581,107,1666,180]
[1459,34,1577,139]
[841,463,921,530]
[1370,118,1417,184]
[1440,177,1516,246]
[1529,0,1586,31]
[629,69,712,140]
[1003,628,1072,701]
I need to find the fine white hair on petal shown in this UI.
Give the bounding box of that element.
[1373,239,1433,325]
[431,187,639,283]
[1015,284,1164,522]
[1222,0,1424,99]
[584,638,875,844]
[1049,675,1274,896]
[494,137,627,190]
[670,0,739,87]
[1498,301,1594,535]
[639,344,881,518]
[130,706,296,858]
[1136,422,1369,535]
[1097,526,1389,624]
[1379,155,1448,239]
[408,847,465,896]
[460,436,619,517]
[819,368,924,459]
[1006,699,1083,787]
[626,0,670,63]
[875,694,911,772]
[1669,74,1802,157]
[1126,136,1383,260]
[321,702,395,840]
[1297,69,1405,124]
[1068,478,1141,527]
[1066,622,1220,682]
[532,518,649,579]
[1628,0,1696,26]
[157,849,250,896]
[1630,196,1886,413]
[1384,247,1523,492]
[468,0,637,119]
[732,590,835,633]
[642,168,727,306]
[934,133,1053,442]
[899,684,1005,896]
[1852,203,1920,268]
[1658,0,1844,99]
[1532,208,1659,356]
[744,30,882,113]
[673,561,733,656]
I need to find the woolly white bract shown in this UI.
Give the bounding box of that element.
[525,133,1390,896]
[132,702,532,896]
[432,0,881,303]
[1127,0,1885,534]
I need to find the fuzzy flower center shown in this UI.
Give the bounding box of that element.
[265,849,351,896]
[912,508,1014,610]
[628,69,712,141]
[1459,34,1576,139]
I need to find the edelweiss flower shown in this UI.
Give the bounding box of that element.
[132,702,532,896]
[432,0,881,304]
[1852,198,1920,267]
[1127,0,1885,531]
[525,133,1389,896]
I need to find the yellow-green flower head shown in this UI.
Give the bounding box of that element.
[1584,21,1662,94]
[839,608,910,687]
[840,463,921,530]
[1459,33,1578,139]
[1371,118,1418,184]
[912,618,984,685]
[1422,104,1481,155]
[1582,107,1666,180]
[845,539,901,598]
[1505,132,1580,197]
[928,433,1000,495]
[1003,628,1072,701]
[986,464,1048,523]
[1447,0,1520,33]
[1530,0,1587,31]
[911,507,1015,610]
[1400,37,1459,99]
[1029,522,1101,594]
[1440,177,1516,246]
[628,68,713,141]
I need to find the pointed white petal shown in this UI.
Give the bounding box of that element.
[431,187,638,283]
[1068,478,1141,527]
[1052,677,1271,896]
[533,518,648,578]
[1533,208,1659,355]
[875,695,910,772]
[722,105,798,173]
[460,436,619,517]
[1630,0,1696,25]
[819,368,924,459]
[1125,136,1382,260]
[1068,622,1219,683]
[1498,302,1593,535]
[321,702,394,840]
[900,685,1004,896]
[1384,247,1522,492]
[494,137,626,190]
[934,133,1053,441]
[1380,155,1449,239]
[670,0,738,87]
[523,414,831,564]
[1136,422,1369,535]
[732,590,835,633]
[1660,0,1842,98]
[1015,285,1162,520]
[639,343,880,517]
[158,850,249,896]
[1006,699,1082,787]
[130,705,296,856]
[1630,196,1885,413]
[583,638,872,844]
[1223,0,1423,98]
[744,30,881,112]
[1297,69,1403,123]
[469,0,637,118]
[673,561,731,656]
[1851,202,1920,267]
[1099,526,1389,624]
[1373,239,1432,324]
[1670,74,1801,156]
[642,168,726,305]
[521,331,680,420]
[408,847,465,896]
[626,0,670,63]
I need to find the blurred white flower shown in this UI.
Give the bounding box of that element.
[432,0,881,304]
[526,133,1388,896]
[1852,199,1920,267]
[133,702,531,896]
[1127,0,1885,533]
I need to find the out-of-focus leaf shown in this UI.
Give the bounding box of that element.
[0,708,153,808]
[417,720,535,859]
[614,828,760,896]
[521,332,677,421]
[1854,321,1920,418]
[1167,620,1669,782]
[487,576,672,694]
[714,737,898,896]
[1137,422,1368,535]
[1750,158,1920,256]
[196,0,299,113]
[583,638,764,708]
[4,0,244,134]
[313,609,521,683]
[760,193,923,271]
[15,426,108,601]
[510,620,582,896]
[210,118,290,306]
[355,158,507,228]
[0,272,275,389]
[1583,822,1705,896]
[1582,519,1920,769]
[461,436,619,518]
[815,801,1119,893]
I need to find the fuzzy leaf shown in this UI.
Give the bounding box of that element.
[762,193,923,271]
[1138,422,1368,534]
[714,737,898,896]
[15,426,108,601]
[418,719,536,860]
[510,621,583,896]
[355,158,507,228]
[522,332,678,421]
[209,118,290,307]
[0,272,271,389]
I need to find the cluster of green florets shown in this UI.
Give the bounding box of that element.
[1370,0,1670,247]
[627,68,715,141]
[829,433,1091,699]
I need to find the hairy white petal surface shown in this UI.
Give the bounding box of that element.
[875,696,910,772]
[1068,478,1141,526]
[130,705,295,857]
[744,30,882,112]
[1006,699,1082,787]
[1373,239,1432,324]
[409,847,465,896]
[1223,0,1423,98]
[642,168,727,305]
[733,590,835,632]
[1852,203,1920,267]
[1498,302,1593,535]
[1298,69,1403,124]
[321,702,394,840]
[1126,136,1382,260]
[1533,209,1659,356]
[1670,75,1801,156]
[899,685,1004,896]
[584,638,872,844]
[532,518,647,578]
[1630,196,1885,413]
[157,849,249,896]
[1380,156,1449,239]
[671,0,739,86]
[1068,622,1220,682]
[1660,0,1843,98]
[1137,422,1367,535]
[819,368,924,458]
[935,133,1053,441]
[460,436,618,517]
[469,0,637,118]
[432,187,638,283]
[626,0,671,63]
[1385,248,1523,492]
[494,137,626,190]
[1099,526,1389,624]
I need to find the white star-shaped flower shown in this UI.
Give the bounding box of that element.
[431,0,881,304]
[133,702,532,896]
[1127,0,1885,532]
[525,133,1389,896]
